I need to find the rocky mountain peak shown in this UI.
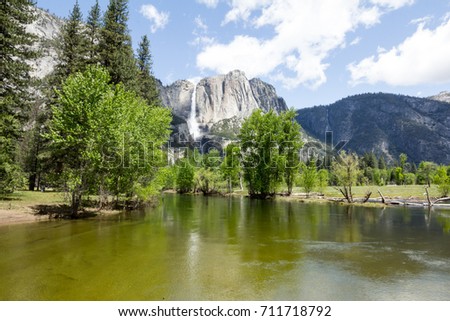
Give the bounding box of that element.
[428,91,450,104]
[160,70,288,139]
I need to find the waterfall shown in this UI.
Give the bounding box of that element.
[188,82,201,140]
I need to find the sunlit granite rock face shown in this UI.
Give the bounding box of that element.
[159,70,288,139]
[26,8,63,79]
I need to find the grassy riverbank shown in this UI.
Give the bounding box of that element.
[0,185,445,226]
[321,185,440,199]
[0,191,120,225]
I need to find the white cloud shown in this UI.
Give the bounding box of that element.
[222,0,270,25]
[197,0,411,89]
[350,37,362,46]
[194,16,208,33]
[369,0,414,10]
[191,16,216,47]
[191,35,216,47]
[196,0,219,9]
[140,4,169,33]
[348,16,450,86]
[410,15,432,26]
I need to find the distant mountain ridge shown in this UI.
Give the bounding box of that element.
[296,93,450,164]
[428,91,450,104]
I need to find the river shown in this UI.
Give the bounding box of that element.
[0,194,449,300]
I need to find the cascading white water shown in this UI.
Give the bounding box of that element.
[188,82,201,140]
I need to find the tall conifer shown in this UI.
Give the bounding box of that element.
[99,0,138,90]
[136,35,160,105]
[86,0,101,64]
[0,0,37,193]
[54,0,88,80]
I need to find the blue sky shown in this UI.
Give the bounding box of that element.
[36,0,450,108]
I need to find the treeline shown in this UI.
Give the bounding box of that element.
[166,111,450,201]
[1,0,171,215]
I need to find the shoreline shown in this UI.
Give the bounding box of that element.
[0,207,123,227]
[1,188,449,227]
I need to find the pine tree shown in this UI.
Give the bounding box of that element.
[54,1,88,80]
[136,35,160,105]
[86,0,102,64]
[99,0,138,89]
[378,156,387,170]
[0,0,37,194]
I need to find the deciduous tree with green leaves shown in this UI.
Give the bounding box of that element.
[279,109,303,195]
[434,166,450,197]
[176,158,195,194]
[239,109,302,199]
[47,66,171,215]
[221,143,241,193]
[332,151,360,203]
[299,161,318,195]
[417,161,437,187]
[195,148,223,195]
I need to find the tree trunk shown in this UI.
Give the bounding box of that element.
[425,186,432,207]
[28,173,36,191]
[71,190,80,218]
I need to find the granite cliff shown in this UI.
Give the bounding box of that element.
[159,70,288,140]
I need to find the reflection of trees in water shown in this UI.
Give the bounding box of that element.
[436,213,450,233]
[305,205,450,280]
[158,195,450,298]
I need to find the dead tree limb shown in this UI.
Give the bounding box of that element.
[362,191,372,203]
[377,189,386,204]
[425,187,432,207]
[432,197,450,206]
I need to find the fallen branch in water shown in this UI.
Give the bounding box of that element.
[432,197,450,206]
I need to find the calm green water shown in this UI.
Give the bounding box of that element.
[0,194,449,300]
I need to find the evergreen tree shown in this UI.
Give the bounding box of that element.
[99,0,138,89]
[54,1,88,79]
[34,1,88,191]
[0,0,37,194]
[86,0,102,64]
[378,156,387,170]
[399,153,408,172]
[136,35,160,105]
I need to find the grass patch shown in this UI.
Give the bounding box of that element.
[0,191,65,211]
[323,185,439,200]
[291,185,440,200]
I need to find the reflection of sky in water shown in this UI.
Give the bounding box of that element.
[0,195,449,300]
